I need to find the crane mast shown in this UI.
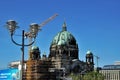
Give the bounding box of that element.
[27,14,58,59]
[94,55,100,68]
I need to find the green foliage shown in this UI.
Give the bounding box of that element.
[83,71,104,80]
[68,71,104,80]
[69,73,82,80]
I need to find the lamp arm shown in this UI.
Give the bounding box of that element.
[11,35,22,46]
[11,35,36,46]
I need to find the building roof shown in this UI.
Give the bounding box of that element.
[103,65,120,70]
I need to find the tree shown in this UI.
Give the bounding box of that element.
[83,71,104,80]
[68,73,81,80]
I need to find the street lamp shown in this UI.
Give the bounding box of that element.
[6,20,39,80]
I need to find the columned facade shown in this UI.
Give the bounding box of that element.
[100,70,120,80]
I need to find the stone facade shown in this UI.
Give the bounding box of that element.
[25,60,56,80]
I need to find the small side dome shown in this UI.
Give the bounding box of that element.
[86,51,93,55]
[86,51,93,58]
[31,46,40,53]
[31,46,39,50]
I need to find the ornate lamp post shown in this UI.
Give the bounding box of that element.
[6,20,40,80]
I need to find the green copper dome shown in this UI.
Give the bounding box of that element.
[31,46,40,53]
[51,22,77,46]
[86,51,93,55]
[31,46,39,50]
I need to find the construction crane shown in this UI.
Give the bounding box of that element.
[25,13,58,59]
[94,55,100,68]
[39,13,58,27]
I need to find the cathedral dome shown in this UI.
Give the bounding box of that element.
[49,22,79,59]
[51,22,77,46]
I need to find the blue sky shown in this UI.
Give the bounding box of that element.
[0,0,120,69]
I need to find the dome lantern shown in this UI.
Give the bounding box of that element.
[62,21,67,31]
